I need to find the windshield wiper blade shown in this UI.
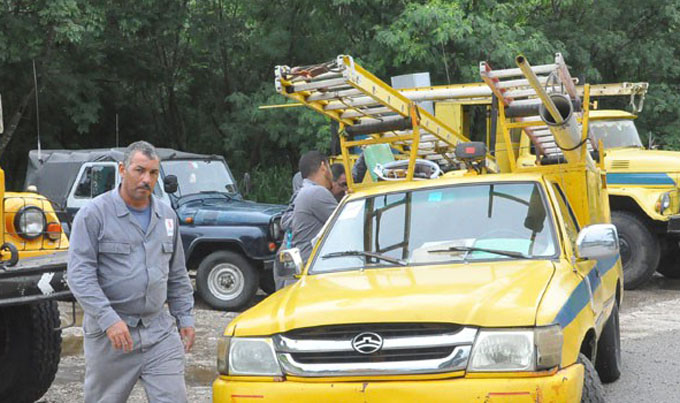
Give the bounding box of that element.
[428,246,529,259]
[322,250,407,266]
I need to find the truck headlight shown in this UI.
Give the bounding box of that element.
[14,206,46,239]
[269,217,282,240]
[226,337,282,376]
[656,192,671,214]
[468,326,562,372]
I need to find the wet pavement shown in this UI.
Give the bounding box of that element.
[39,274,680,402]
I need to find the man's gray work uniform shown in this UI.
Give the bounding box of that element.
[68,188,194,403]
[291,178,338,263]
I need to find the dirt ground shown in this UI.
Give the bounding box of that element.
[38,293,266,403]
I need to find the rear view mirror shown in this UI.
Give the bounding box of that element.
[576,224,619,259]
[164,175,178,194]
[277,248,303,277]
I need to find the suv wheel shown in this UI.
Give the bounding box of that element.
[196,251,258,311]
[0,301,62,403]
[612,211,659,289]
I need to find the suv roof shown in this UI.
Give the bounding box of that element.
[24,148,228,210]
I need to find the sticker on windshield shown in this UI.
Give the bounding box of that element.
[428,192,443,202]
[338,200,364,221]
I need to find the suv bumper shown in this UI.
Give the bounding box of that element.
[0,250,70,306]
[667,215,680,234]
[212,364,583,403]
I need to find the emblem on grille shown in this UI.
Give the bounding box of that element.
[351,332,383,354]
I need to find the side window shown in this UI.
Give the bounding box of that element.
[551,183,580,245]
[74,165,116,199]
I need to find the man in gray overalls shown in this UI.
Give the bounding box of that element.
[68,141,195,403]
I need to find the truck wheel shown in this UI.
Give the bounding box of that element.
[579,353,606,403]
[595,303,621,383]
[656,238,680,278]
[612,211,659,289]
[196,251,258,311]
[0,301,62,403]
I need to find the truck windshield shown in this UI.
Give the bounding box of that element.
[589,119,643,149]
[161,160,237,196]
[310,182,558,274]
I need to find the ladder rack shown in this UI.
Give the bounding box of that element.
[275,55,486,188]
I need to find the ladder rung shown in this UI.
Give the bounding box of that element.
[324,97,379,111]
[307,88,362,102]
[497,76,548,89]
[485,64,558,79]
[291,78,348,93]
[341,107,391,119]
[503,88,540,99]
[509,98,543,107]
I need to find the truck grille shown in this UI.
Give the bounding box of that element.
[273,323,477,377]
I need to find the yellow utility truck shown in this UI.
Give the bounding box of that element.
[212,54,622,402]
[0,95,70,402]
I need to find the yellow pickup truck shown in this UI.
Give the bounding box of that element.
[213,54,621,402]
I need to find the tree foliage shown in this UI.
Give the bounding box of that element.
[1,0,679,200]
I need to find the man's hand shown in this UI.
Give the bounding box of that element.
[180,327,195,353]
[106,320,133,353]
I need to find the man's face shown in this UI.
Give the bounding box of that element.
[320,161,333,190]
[331,173,347,201]
[119,151,160,202]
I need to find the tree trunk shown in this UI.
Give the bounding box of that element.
[0,87,35,157]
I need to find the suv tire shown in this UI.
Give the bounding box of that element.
[0,301,61,403]
[196,251,258,311]
[579,353,606,403]
[259,268,276,294]
[612,211,659,289]
[595,303,622,383]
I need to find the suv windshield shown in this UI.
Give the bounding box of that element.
[590,119,642,149]
[310,182,558,274]
[161,160,237,196]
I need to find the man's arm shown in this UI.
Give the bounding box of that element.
[167,215,195,329]
[67,205,121,332]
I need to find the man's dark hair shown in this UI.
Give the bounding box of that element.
[299,150,329,179]
[330,163,346,182]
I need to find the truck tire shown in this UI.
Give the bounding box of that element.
[595,303,622,383]
[0,300,62,403]
[579,353,606,403]
[196,251,258,311]
[656,238,680,278]
[612,211,659,289]
[259,268,276,294]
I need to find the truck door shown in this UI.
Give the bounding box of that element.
[549,182,605,320]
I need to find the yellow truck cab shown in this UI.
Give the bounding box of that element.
[213,54,622,402]
[0,96,71,401]
[518,106,680,289]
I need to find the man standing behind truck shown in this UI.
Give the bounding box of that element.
[67,141,195,403]
[291,151,338,263]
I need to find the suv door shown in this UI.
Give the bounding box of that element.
[66,162,118,224]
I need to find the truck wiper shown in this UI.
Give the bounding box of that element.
[428,246,529,259]
[322,250,407,266]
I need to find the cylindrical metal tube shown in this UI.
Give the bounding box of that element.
[539,94,585,164]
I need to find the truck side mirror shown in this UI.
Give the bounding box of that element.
[576,224,619,259]
[164,175,178,194]
[277,248,303,277]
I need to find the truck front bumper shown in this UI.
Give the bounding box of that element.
[667,214,680,234]
[0,250,70,306]
[213,364,583,403]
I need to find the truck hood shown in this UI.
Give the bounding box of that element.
[606,148,680,175]
[232,260,555,336]
[176,198,285,226]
